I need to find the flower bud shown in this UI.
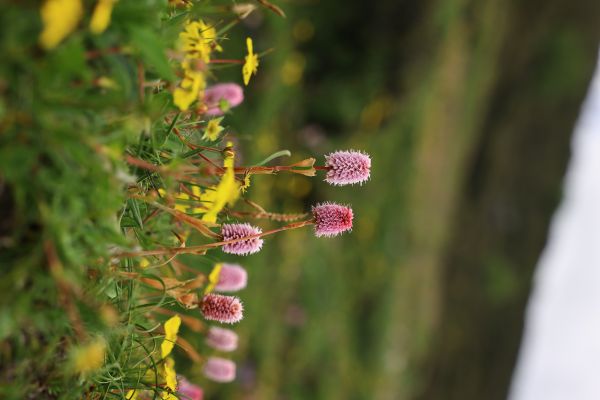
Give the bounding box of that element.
[312,202,353,237]
[201,294,243,324]
[324,150,371,186]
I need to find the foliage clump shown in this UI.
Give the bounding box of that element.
[0,1,370,398]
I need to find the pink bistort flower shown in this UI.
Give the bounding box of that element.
[221,223,263,256]
[312,202,353,237]
[203,83,244,116]
[215,263,248,292]
[201,294,243,324]
[324,150,371,186]
[206,326,238,352]
[177,376,203,400]
[203,357,236,383]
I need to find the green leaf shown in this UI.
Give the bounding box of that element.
[129,27,175,81]
[154,112,179,147]
[255,150,292,166]
[127,199,144,229]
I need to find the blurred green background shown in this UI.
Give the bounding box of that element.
[207,0,600,399]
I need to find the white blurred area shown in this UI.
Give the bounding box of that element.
[510,48,600,400]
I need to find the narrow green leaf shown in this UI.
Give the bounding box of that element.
[128,199,144,229]
[154,112,180,147]
[255,150,291,166]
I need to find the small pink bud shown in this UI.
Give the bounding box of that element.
[324,150,371,186]
[312,202,353,237]
[203,83,244,116]
[206,326,238,352]
[177,376,203,400]
[201,294,243,324]
[221,223,263,256]
[215,263,248,292]
[203,357,236,383]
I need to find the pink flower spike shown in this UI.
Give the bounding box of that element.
[203,357,236,383]
[203,83,244,116]
[324,150,371,186]
[177,376,204,400]
[201,293,244,324]
[221,223,264,256]
[206,326,238,352]
[215,263,248,292]
[312,202,353,238]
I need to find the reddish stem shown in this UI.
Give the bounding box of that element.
[209,59,244,64]
[85,46,123,59]
[229,165,329,175]
[118,220,314,258]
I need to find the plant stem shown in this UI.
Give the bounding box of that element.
[209,59,244,64]
[118,220,314,257]
[229,165,329,175]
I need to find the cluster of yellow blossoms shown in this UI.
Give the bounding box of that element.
[38,1,260,110]
[173,20,221,111]
[126,315,181,400]
[39,0,117,49]
[159,141,241,224]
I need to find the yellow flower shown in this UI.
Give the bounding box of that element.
[90,0,118,34]
[125,390,138,400]
[179,20,221,63]
[70,337,106,375]
[242,37,259,85]
[190,185,206,214]
[96,76,119,90]
[163,357,177,392]
[281,52,306,86]
[191,185,202,198]
[201,142,241,223]
[173,192,190,212]
[241,174,252,193]
[203,118,224,141]
[173,61,206,111]
[139,257,150,268]
[161,315,181,359]
[39,0,83,50]
[203,263,222,294]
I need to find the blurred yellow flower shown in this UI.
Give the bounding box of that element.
[180,20,221,63]
[173,61,206,111]
[125,390,138,400]
[203,263,222,294]
[292,19,315,42]
[242,37,259,85]
[70,337,106,375]
[39,0,83,50]
[281,52,306,86]
[203,118,224,141]
[96,76,119,90]
[201,142,240,223]
[162,393,178,400]
[190,185,206,214]
[163,357,177,391]
[161,315,181,359]
[173,192,190,212]
[90,0,118,34]
[100,304,119,327]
